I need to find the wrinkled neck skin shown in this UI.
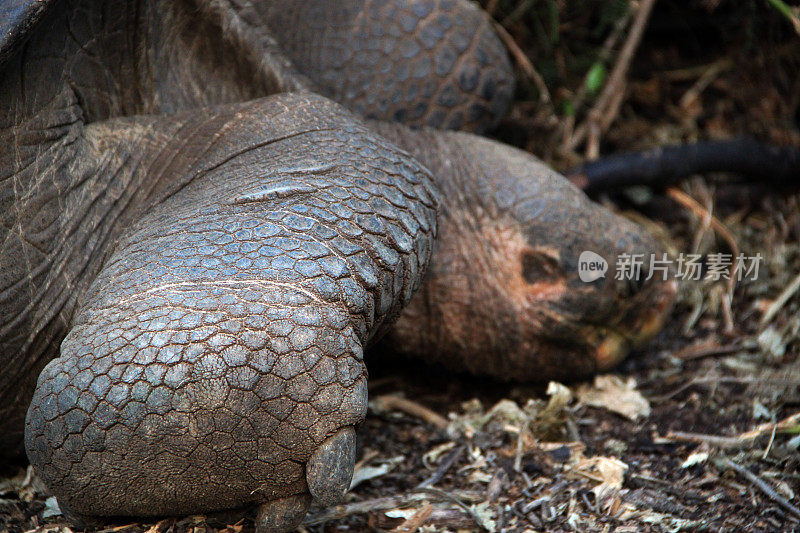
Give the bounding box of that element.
[371,122,675,381]
[0,0,308,451]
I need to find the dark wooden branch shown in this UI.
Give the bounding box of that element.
[566,138,800,194]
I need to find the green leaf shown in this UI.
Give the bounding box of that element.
[586,62,607,95]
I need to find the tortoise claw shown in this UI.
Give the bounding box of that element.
[255,494,311,533]
[305,427,356,506]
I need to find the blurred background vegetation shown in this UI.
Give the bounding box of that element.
[479,0,800,167]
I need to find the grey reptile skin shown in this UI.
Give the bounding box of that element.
[260,0,514,131]
[0,0,676,531]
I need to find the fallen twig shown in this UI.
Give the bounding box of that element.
[738,411,800,441]
[500,0,537,25]
[571,0,657,154]
[715,456,800,519]
[760,270,800,326]
[678,59,733,111]
[762,424,778,461]
[416,487,493,531]
[371,395,449,430]
[665,411,800,450]
[673,340,755,361]
[628,474,706,501]
[561,10,632,148]
[666,188,738,260]
[666,187,739,331]
[650,376,757,403]
[492,21,553,110]
[666,430,750,449]
[302,490,483,526]
[417,446,464,488]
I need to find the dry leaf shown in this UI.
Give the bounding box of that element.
[577,375,651,420]
[42,496,62,519]
[681,451,709,468]
[422,441,457,465]
[388,502,434,533]
[570,456,628,505]
[350,455,405,489]
[470,501,498,532]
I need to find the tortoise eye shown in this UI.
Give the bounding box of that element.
[521,249,561,284]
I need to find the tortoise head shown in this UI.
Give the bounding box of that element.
[382,127,677,381]
[510,190,677,377]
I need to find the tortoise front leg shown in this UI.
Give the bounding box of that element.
[24,93,437,531]
[195,0,514,132]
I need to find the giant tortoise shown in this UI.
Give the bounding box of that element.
[0,0,676,530]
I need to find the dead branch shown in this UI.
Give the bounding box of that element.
[570,0,657,154]
[760,270,800,326]
[492,21,553,110]
[715,456,800,520]
[372,395,449,430]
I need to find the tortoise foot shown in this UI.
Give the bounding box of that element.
[255,494,312,533]
[22,94,436,523]
[306,427,357,506]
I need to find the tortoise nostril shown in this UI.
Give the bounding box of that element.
[521,250,560,284]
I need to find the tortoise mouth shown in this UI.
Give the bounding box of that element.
[546,277,678,372]
[588,277,678,370]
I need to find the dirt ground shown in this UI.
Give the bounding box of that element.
[2,1,800,532]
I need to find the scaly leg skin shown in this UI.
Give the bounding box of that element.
[205,0,515,132]
[24,93,438,532]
